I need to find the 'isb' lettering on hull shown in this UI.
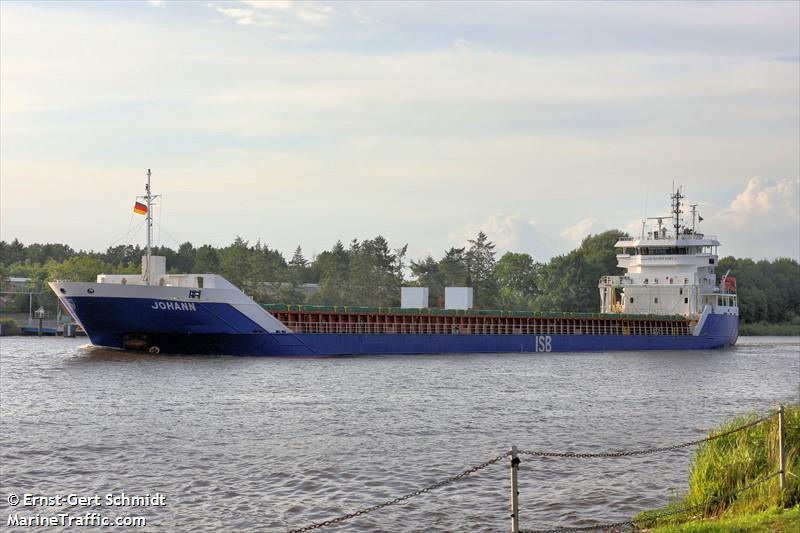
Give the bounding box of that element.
[151,301,196,311]
[535,335,552,352]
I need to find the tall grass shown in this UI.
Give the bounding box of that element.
[635,405,799,528]
[684,406,799,515]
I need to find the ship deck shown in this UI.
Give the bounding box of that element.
[262,304,694,337]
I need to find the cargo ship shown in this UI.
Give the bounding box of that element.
[49,173,738,355]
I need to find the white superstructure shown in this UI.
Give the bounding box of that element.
[599,187,738,319]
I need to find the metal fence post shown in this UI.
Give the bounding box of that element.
[778,405,785,493]
[510,446,520,533]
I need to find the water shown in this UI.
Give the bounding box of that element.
[1,337,798,532]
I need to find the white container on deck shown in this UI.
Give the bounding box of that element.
[401,287,429,308]
[445,287,473,310]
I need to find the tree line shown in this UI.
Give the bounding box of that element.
[1,232,798,325]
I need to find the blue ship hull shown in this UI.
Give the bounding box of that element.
[65,296,739,356]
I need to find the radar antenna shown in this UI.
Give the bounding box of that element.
[671,185,684,237]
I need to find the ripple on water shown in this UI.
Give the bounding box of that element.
[0,336,798,531]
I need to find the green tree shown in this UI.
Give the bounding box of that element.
[24,242,75,264]
[439,247,468,287]
[347,236,406,306]
[533,230,626,312]
[174,242,197,273]
[0,239,27,264]
[495,252,540,309]
[104,244,141,269]
[312,240,350,304]
[46,256,111,282]
[718,256,800,323]
[194,245,220,274]
[289,246,309,283]
[219,236,251,288]
[248,241,288,302]
[410,255,442,307]
[465,231,498,308]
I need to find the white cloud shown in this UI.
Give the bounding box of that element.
[349,6,372,26]
[560,217,595,245]
[449,214,552,260]
[212,1,334,36]
[147,0,165,7]
[718,176,798,224]
[1,3,797,261]
[709,177,799,260]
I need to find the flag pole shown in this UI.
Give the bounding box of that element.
[145,169,152,284]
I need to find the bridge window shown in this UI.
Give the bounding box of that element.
[197,276,204,288]
[654,297,659,303]
[684,298,689,304]
[630,297,634,303]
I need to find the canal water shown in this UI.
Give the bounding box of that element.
[1,336,798,532]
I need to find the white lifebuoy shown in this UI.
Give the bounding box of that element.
[149,346,161,354]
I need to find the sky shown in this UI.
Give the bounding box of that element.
[1,0,798,263]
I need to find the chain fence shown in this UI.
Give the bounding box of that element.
[517,412,776,459]
[285,452,509,533]
[285,409,785,533]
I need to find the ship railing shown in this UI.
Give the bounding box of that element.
[598,276,633,286]
[600,275,693,287]
[281,321,693,337]
[676,233,718,241]
[639,233,719,241]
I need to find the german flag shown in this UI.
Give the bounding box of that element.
[133,201,148,215]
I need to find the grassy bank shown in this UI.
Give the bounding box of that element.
[739,320,800,336]
[650,506,799,532]
[635,405,799,531]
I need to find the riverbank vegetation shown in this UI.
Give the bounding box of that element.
[1,234,798,332]
[650,506,799,532]
[0,317,21,334]
[739,318,800,337]
[637,405,799,531]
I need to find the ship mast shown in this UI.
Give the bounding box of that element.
[141,169,159,284]
[671,186,684,237]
